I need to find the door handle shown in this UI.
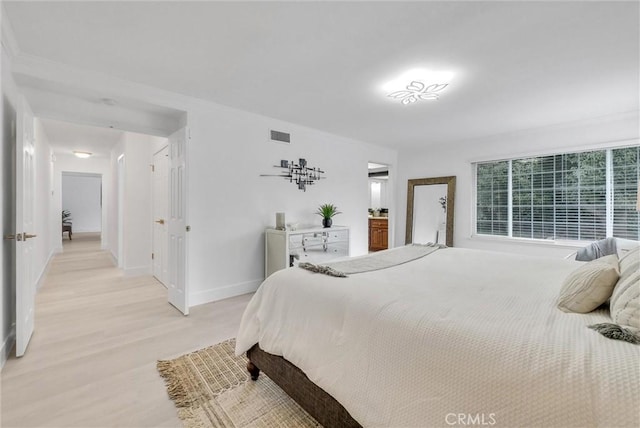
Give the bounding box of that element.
[4,234,22,241]
[23,233,37,240]
[155,219,165,225]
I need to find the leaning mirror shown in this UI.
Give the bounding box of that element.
[405,176,456,247]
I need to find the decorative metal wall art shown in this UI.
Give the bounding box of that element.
[261,158,325,191]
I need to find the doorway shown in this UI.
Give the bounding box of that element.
[61,172,103,244]
[368,162,390,252]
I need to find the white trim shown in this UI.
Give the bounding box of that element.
[108,250,118,267]
[153,144,169,156]
[1,327,16,370]
[470,233,590,250]
[61,171,102,179]
[605,149,614,238]
[507,159,513,238]
[189,280,262,307]
[469,137,639,165]
[470,162,478,237]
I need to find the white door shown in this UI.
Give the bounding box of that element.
[168,128,188,315]
[15,96,36,357]
[152,146,169,286]
[117,155,125,268]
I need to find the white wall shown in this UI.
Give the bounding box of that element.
[108,132,166,276]
[0,44,55,368]
[186,105,398,305]
[61,173,102,233]
[107,137,124,266]
[33,119,55,288]
[52,154,110,251]
[1,47,399,308]
[395,112,640,258]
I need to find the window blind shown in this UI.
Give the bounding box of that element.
[612,146,640,240]
[476,146,638,241]
[476,161,508,236]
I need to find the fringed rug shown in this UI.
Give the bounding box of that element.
[157,338,321,427]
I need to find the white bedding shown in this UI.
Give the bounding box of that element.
[236,247,640,427]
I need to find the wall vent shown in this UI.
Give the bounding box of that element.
[270,130,291,144]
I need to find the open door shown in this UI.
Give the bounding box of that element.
[167,128,188,314]
[15,96,36,357]
[152,146,169,286]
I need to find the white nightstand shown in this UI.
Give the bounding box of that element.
[265,226,350,278]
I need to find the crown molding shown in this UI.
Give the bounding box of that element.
[1,4,21,58]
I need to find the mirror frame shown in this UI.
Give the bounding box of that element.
[405,176,456,247]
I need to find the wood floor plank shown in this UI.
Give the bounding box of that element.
[1,233,254,427]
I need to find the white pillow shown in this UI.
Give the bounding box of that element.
[557,254,620,314]
[610,246,640,329]
[615,238,640,260]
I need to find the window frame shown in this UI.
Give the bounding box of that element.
[471,140,639,245]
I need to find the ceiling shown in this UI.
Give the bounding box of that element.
[40,118,123,159]
[13,73,185,138]
[3,1,639,149]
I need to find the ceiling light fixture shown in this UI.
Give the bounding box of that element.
[382,68,453,105]
[73,151,92,158]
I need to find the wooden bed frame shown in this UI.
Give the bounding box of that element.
[246,344,362,428]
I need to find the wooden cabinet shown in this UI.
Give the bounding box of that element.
[265,226,350,278]
[368,218,388,252]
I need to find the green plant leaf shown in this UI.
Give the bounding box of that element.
[316,203,342,218]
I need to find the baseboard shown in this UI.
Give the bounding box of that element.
[36,248,60,291]
[189,279,262,307]
[109,250,118,267]
[1,327,16,371]
[123,265,151,277]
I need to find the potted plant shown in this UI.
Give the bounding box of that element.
[316,203,342,228]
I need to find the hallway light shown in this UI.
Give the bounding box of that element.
[73,151,92,159]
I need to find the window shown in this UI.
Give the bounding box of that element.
[476,161,508,236]
[613,146,640,239]
[475,146,639,241]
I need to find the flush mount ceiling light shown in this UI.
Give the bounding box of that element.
[73,151,92,158]
[382,68,453,105]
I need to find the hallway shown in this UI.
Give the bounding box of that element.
[1,233,252,427]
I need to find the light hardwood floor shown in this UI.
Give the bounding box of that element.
[1,233,253,427]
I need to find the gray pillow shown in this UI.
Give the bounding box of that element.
[575,237,617,262]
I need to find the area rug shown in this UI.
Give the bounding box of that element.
[157,338,321,427]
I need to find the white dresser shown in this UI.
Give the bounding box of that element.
[265,226,350,278]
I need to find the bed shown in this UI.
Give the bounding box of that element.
[236,246,640,427]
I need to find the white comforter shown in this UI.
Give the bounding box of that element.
[236,247,640,427]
